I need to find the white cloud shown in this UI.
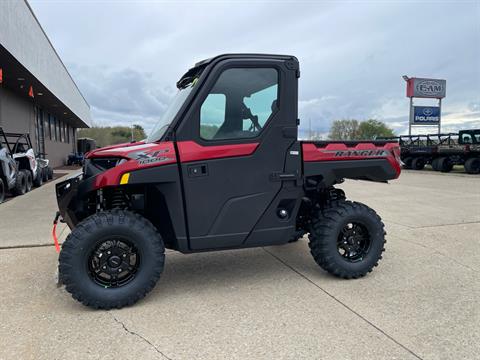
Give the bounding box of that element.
[30,0,480,136]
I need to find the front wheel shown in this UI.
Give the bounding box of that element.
[438,157,453,173]
[308,200,386,279]
[411,157,425,170]
[12,170,27,196]
[59,210,165,309]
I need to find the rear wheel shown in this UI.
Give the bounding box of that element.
[403,157,413,169]
[33,170,43,187]
[42,167,48,182]
[24,170,33,192]
[308,200,386,279]
[411,157,426,170]
[47,167,53,180]
[59,210,165,309]
[13,170,27,196]
[0,178,5,204]
[464,158,480,174]
[437,157,453,173]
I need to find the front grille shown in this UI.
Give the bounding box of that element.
[83,157,122,178]
[91,157,121,170]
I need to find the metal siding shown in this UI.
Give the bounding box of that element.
[0,86,35,138]
[0,0,91,127]
[0,86,75,167]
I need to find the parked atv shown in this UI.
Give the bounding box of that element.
[0,127,52,203]
[67,152,84,166]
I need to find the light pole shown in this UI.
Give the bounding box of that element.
[402,75,413,136]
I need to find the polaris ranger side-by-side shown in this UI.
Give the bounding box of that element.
[56,54,401,309]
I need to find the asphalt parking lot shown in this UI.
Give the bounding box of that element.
[0,170,479,360]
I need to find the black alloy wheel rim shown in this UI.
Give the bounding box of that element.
[337,222,371,262]
[88,238,140,288]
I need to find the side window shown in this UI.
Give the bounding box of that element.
[243,84,278,130]
[462,134,472,144]
[200,94,226,140]
[200,68,278,140]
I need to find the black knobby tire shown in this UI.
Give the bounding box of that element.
[42,167,48,182]
[59,210,165,309]
[308,200,386,279]
[13,170,27,196]
[33,170,43,187]
[411,157,426,170]
[24,170,33,192]
[437,157,453,173]
[464,158,480,174]
[0,178,5,204]
[47,167,53,180]
[403,157,413,169]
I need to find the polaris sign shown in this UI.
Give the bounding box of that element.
[406,78,446,98]
[413,106,440,124]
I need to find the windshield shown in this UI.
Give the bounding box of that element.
[147,85,194,142]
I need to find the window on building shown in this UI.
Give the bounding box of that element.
[54,118,58,141]
[44,113,49,141]
[48,115,53,141]
[199,68,278,140]
[72,127,76,151]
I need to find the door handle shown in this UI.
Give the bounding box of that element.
[270,170,299,181]
[187,163,208,177]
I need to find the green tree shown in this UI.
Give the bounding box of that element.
[328,119,394,140]
[357,119,395,140]
[328,119,360,140]
[78,125,147,147]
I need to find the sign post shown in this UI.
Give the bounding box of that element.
[404,77,446,134]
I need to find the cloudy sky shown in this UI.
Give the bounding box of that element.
[30,0,480,137]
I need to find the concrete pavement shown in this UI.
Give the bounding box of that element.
[0,170,479,359]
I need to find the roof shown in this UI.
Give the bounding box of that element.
[177,53,297,89]
[0,0,91,127]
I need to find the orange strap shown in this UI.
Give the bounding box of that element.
[52,222,60,253]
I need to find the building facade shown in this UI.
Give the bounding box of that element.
[0,0,91,167]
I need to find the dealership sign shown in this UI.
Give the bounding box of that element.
[406,78,446,98]
[413,106,440,124]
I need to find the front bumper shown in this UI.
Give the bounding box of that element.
[55,172,84,229]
